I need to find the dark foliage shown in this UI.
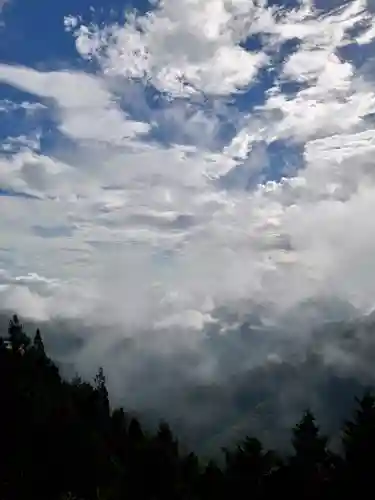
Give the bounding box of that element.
[0,315,373,499]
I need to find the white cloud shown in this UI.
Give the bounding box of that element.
[67,0,270,97]
[2,0,375,378]
[0,99,46,113]
[0,65,150,143]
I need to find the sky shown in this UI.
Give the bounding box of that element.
[2,0,375,402]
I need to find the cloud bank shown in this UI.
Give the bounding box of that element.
[2,0,375,442]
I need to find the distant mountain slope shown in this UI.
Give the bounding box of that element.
[1,309,375,456]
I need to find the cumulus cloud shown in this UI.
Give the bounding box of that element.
[65,0,269,97]
[2,0,375,403]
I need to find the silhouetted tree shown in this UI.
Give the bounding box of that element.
[2,314,375,500]
[33,328,46,356]
[94,366,110,427]
[292,410,328,464]
[341,391,375,492]
[224,436,278,499]
[8,313,30,352]
[198,460,225,500]
[289,410,334,499]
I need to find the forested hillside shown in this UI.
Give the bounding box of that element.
[1,314,375,500]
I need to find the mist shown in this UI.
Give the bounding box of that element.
[2,0,375,454]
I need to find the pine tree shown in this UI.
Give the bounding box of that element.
[128,417,144,444]
[291,410,328,466]
[341,391,375,490]
[199,460,224,500]
[33,328,46,356]
[94,367,110,421]
[148,422,181,499]
[8,314,30,352]
[111,407,128,436]
[289,410,332,499]
[224,436,278,498]
[156,421,178,454]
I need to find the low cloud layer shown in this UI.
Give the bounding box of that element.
[2,0,375,450]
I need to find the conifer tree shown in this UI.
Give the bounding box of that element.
[291,410,328,466]
[95,367,110,415]
[8,314,30,351]
[341,391,375,490]
[33,328,46,356]
[289,410,333,499]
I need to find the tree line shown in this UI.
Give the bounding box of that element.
[0,314,374,499]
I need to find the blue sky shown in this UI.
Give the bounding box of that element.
[1,0,375,378]
[2,0,368,185]
[0,0,152,67]
[0,0,308,181]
